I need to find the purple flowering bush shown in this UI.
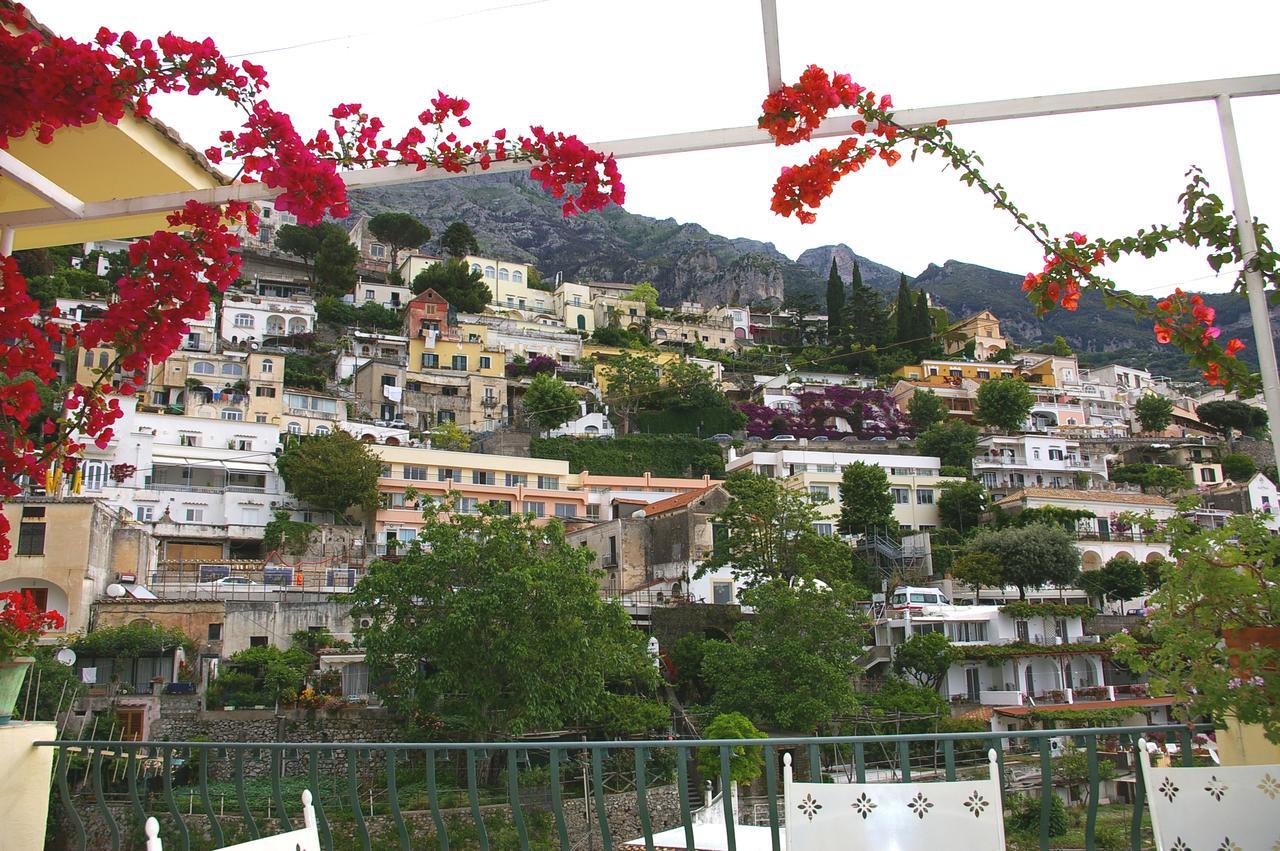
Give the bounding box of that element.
[738,386,912,439]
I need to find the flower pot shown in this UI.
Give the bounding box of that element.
[0,657,34,725]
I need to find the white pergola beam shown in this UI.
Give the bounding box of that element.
[1,72,1278,232]
[759,0,783,92]
[0,149,86,219]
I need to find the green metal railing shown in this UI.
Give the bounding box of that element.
[37,723,1208,851]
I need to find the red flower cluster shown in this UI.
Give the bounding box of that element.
[1021,232,1104,313]
[1152,290,1246,385]
[761,65,902,223]
[0,5,625,558]
[0,590,64,660]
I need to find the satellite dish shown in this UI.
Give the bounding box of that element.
[106,583,126,598]
[249,341,261,351]
[55,647,76,667]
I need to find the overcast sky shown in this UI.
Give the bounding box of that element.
[33,1,1280,295]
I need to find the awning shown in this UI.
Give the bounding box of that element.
[151,446,275,474]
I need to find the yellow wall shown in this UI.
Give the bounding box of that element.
[409,333,506,377]
[894,360,1019,383]
[584,346,682,392]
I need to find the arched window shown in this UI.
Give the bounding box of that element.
[83,351,94,367]
[484,265,496,278]
[576,314,586,331]
[261,359,274,374]
[192,361,215,375]
[287,422,302,435]
[470,263,481,274]
[221,363,244,376]
[97,351,109,369]
[234,313,253,328]
[315,425,330,435]
[498,269,510,282]
[512,271,523,283]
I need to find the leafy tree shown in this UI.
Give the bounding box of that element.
[313,222,360,297]
[428,419,472,451]
[893,632,960,691]
[277,429,382,516]
[696,713,766,785]
[837,461,895,534]
[263,511,316,556]
[209,645,312,708]
[1043,335,1073,357]
[861,677,950,731]
[700,580,867,731]
[439,221,479,258]
[25,266,113,307]
[937,480,988,533]
[591,323,649,348]
[411,259,491,313]
[825,259,845,339]
[1196,400,1268,450]
[950,551,1002,596]
[907,389,947,431]
[1134,393,1174,433]
[275,223,322,283]
[601,352,661,434]
[523,373,580,434]
[1220,452,1256,481]
[1096,555,1147,605]
[917,419,979,468]
[1107,463,1189,496]
[1055,745,1116,808]
[965,523,1081,600]
[368,212,431,270]
[975,376,1034,432]
[626,282,661,313]
[350,507,654,740]
[660,360,723,410]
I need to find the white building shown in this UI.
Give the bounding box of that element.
[755,371,876,413]
[726,449,960,531]
[1202,473,1280,531]
[871,592,1108,707]
[352,277,412,311]
[220,294,316,344]
[549,402,616,438]
[973,434,1109,499]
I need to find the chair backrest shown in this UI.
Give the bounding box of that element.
[1137,737,1280,851]
[783,749,1006,851]
[143,791,319,851]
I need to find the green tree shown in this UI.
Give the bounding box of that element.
[825,260,846,339]
[439,221,480,258]
[277,429,382,516]
[1196,400,1268,450]
[1097,555,1147,605]
[1107,463,1189,496]
[626,282,661,313]
[917,419,980,468]
[950,551,1002,596]
[411,259,492,313]
[837,461,895,534]
[893,632,960,691]
[907,390,947,431]
[660,360,723,410]
[601,352,661,434]
[697,713,766,785]
[313,222,360,298]
[893,274,914,347]
[965,523,1081,600]
[350,507,654,740]
[701,580,867,731]
[1134,393,1175,433]
[276,223,323,284]
[368,212,431,271]
[937,479,988,533]
[912,290,934,356]
[209,645,312,708]
[427,419,472,451]
[1220,452,1256,481]
[523,373,580,435]
[1043,335,1073,356]
[975,376,1034,433]
[844,261,888,351]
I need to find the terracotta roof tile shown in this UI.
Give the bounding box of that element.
[640,486,717,517]
[996,487,1174,509]
[994,696,1176,717]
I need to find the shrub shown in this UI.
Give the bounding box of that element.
[1008,793,1067,837]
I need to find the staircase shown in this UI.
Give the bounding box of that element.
[857,527,930,584]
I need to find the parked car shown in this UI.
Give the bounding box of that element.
[771,434,797,442]
[199,576,257,587]
[810,435,830,442]
[870,436,888,442]
[707,433,733,441]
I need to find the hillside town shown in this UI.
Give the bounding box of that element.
[2,3,1280,850]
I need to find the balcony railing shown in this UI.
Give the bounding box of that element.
[38,723,1209,851]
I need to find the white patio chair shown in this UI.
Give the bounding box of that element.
[1137,737,1280,851]
[783,749,1006,851]
[144,789,321,850]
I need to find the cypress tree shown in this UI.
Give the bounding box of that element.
[826,259,846,339]
[894,273,914,346]
[846,261,886,349]
[913,290,934,356]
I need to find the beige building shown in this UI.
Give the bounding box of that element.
[139,349,284,425]
[944,310,1009,360]
[282,388,347,436]
[0,498,154,635]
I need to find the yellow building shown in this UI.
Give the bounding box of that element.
[408,320,507,379]
[893,358,1020,385]
[583,345,684,393]
[555,282,595,333]
[138,350,284,425]
[944,310,1009,360]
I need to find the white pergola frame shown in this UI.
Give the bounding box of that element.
[2,2,1278,461]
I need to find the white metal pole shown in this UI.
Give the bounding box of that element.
[1215,95,1280,465]
[1,225,13,256]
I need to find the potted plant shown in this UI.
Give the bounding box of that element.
[0,591,65,724]
[1111,512,1280,742]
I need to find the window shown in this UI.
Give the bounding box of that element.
[1032,449,1041,460]
[184,508,204,522]
[404,465,428,481]
[554,504,576,518]
[381,374,396,387]
[287,422,302,435]
[365,289,375,300]
[370,243,384,258]
[179,434,199,446]
[135,506,154,522]
[484,266,496,278]
[1048,449,1065,461]
[437,468,461,482]
[891,487,910,504]
[1016,620,1030,643]
[506,473,527,487]
[712,581,734,605]
[916,489,934,504]
[914,622,945,635]
[451,355,467,371]
[1054,618,1068,640]
[437,410,456,423]
[523,501,545,517]
[498,269,510,281]
[470,263,481,274]
[891,467,914,476]
[192,361,215,375]
[473,471,496,485]
[577,315,586,330]
[83,350,93,367]
[813,522,834,536]
[1200,467,1217,483]
[946,621,988,642]
[488,499,512,515]
[458,497,479,514]
[314,425,329,435]
[816,464,836,473]
[808,485,830,500]
[261,358,274,374]
[380,464,392,478]
[16,507,46,555]
[249,635,268,648]
[977,369,990,379]
[538,476,560,491]
[421,353,439,369]
[221,409,243,421]
[513,271,523,283]
[586,504,601,520]
[479,356,491,370]
[234,313,253,328]
[208,623,222,640]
